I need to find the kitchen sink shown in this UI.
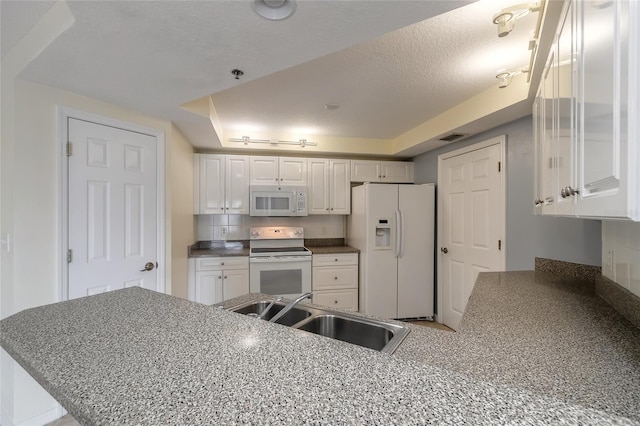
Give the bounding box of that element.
[228,300,312,327]
[226,298,410,354]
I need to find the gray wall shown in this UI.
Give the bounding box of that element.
[413,115,602,270]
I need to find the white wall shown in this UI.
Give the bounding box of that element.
[602,221,640,297]
[196,214,345,241]
[170,126,196,299]
[413,115,602,270]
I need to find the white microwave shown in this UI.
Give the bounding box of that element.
[250,186,308,217]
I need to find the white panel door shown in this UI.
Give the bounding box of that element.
[195,271,223,305]
[308,159,330,214]
[439,141,504,330]
[200,154,225,214]
[68,118,158,299]
[249,156,279,185]
[330,160,351,214]
[279,157,308,186]
[222,269,249,301]
[225,155,249,214]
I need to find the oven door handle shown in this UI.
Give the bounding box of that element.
[250,256,312,263]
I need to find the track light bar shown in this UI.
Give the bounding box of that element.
[228,136,317,147]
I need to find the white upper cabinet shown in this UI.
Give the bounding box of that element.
[308,159,350,215]
[194,154,249,215]
[249,156,308,186]
[534,0,639,220]
[351,160,414,183]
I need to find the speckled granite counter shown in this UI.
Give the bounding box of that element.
[188,241,249,257]
[1,271,639,424]
[306,245,359,254]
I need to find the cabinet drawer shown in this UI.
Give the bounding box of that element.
[196,257,248,271]
[313,289,358,311]
[312,266,357,290]
[312,253,357,267]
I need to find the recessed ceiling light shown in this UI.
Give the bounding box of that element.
[251,0,297,21]
[324,103,340,111]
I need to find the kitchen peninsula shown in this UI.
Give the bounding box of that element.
[1,270,639,425]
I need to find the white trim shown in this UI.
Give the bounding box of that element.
[436,135,507,324]
[57,106,166,303]
[1,405,63,426]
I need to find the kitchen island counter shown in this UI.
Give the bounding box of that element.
[1,272,639,424]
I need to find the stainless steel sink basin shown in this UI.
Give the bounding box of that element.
[226,298,410,354]
[295,314,401,353]
[228,300,311,327]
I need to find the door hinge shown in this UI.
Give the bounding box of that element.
[498,240,502,250]
[66,142,73,157]
[498,161,501,172]
[67,249,73,263]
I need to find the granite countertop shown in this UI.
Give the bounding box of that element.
[188,239,358,257]
[1,272,639,424]
[306,245,359,254]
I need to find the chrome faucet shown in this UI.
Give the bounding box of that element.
[269,292,313,324]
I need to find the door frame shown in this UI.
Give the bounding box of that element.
[57,106,166,302]
[436,135,506,323]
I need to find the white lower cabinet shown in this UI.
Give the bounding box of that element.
[312,253,358,311]
[188,257,249,305]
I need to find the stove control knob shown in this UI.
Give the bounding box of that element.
[251,231,260,237]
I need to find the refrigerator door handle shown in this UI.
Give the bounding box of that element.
[394,210,401,258]
[398,209,405,258]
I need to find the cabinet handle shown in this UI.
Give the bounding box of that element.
[224,275,227,279]
[218,275,222,279]
[220,207,224,210]
[334,258,338,262]
[326,208,329,211]
[330,208,334,211]
[441,247,448,254]
[534,198,543,206]
[334,276,338,280]
[334,300,338,304]
[221,262,224,266]
[561,186,579,198]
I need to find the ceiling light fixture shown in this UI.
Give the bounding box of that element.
[495,67,529,88]
[228,136,316,148]
[492,2,541,37]
[251,0,297,21]
[324,103,340,111]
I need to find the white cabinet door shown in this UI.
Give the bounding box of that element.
[222,268,249,301]
[381,161,414,183]
[198,154,225,214]
[225,155,250,214]
[575,0,635,219]
[279,157,307,185]
[195,271,223,305]
[554,1,577,216]
[308,159,330,214]
[249,156,279,185]
[351,160,380,182]
[330,160,351,214]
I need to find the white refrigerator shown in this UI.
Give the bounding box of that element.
[348,183,435,319]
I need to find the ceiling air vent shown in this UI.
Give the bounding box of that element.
[439,133,468,142]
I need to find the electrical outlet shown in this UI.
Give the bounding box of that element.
[221,226,228,236]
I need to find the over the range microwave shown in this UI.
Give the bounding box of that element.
[249,185,308,217]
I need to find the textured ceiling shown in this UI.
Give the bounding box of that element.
[2,0,542,155]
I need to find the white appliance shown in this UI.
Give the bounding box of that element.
[249,226,312,298]
[348,183,435,319]
[249,185,308,217]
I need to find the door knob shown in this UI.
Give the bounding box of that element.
[139,262,156,272]
[440,247,448,254]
